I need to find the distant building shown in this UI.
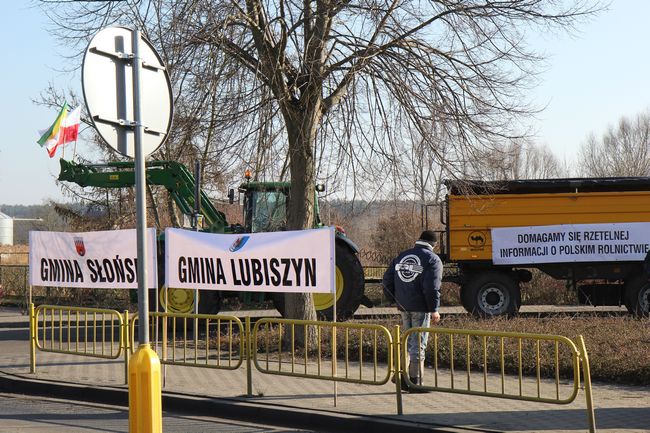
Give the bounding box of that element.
[0,212,13,245]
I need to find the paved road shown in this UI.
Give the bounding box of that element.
[0,393,315,433]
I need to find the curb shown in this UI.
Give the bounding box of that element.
[0,371,477,433]
[0,320,29,329]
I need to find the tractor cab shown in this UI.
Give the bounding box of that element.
[240,182,289,233]
[229,177,324,233]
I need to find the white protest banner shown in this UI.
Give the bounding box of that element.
[165,227,335,293]
[492,222,650,265]
[29,228,158,288]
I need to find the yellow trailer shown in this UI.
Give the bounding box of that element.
[442,177,650,317]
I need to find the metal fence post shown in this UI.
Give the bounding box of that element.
[124,310,130,385]
[393,325,403,415]
[27,283,32,315]
[162,313,167,388]
[245,316,253,397]
[576,335,596,433]
[29,303,36,374]
[332,319,338,407]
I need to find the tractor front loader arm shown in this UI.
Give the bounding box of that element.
[58,158,228,233]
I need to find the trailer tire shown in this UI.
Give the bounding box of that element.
[459,275,475,312]
[462,272,521,317]
[624,275,650,317]
[273,243,365,321]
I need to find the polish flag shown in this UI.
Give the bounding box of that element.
[37,104,82,158]
[46,106,81,158]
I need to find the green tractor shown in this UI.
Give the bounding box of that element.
[58,159,368,320]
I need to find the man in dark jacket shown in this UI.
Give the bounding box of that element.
[382,230,442,390]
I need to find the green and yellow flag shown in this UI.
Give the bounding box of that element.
[37,102,68,148]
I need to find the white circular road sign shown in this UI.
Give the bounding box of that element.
[82,27,173,158]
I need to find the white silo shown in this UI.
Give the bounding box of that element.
[0,212,13,245]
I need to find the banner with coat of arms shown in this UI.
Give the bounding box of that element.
[164,227,335,293]
[29,228,158,288]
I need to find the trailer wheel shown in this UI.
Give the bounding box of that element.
[273,242,365,321]
[462,272,521,317]
[624,275,650,317]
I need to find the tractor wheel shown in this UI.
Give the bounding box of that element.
[158,287,194,314]
[273,243,365,321]
[624,274,650,317]
[317,242,366,320]
[156,288,221,315]
[153,288,221,333]
[462,272,521,317]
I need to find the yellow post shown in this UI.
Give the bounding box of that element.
[245,317,253,397]
[29,303,36,374]
[393,325,403,415]
[576,335,596,433]
[128,343,162,433]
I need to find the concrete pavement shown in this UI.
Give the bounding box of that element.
[0,306,647,433]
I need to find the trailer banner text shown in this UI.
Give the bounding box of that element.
[164,227,335,293]
[492,222,650,265]
[28,228,158,288]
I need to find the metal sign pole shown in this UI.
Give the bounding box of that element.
[332,228,337,407]
[333,292,337,407]
[193,161,201,342]
[133,29,149,346]
[82,26,167,432]
[194,161,201,317]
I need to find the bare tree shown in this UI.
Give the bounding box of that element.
[41,0,599,323]
[578,110,650,177]
[475,138,565,180]
[515,140,565,179]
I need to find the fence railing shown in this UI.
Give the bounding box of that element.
[27,304,596,432]
[252,318,393,385]
[401,327,580,403]
[395,326,594,430]
[0,252,29,266]
[130,312,245,371]
[0,253,29,297]
[0,263,29,310]
[30,304,129,381]
[363,266,387,282]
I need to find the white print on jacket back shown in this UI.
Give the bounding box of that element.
[395,254,423,282]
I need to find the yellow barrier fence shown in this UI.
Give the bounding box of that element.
[30,304,128,383]
[252,318,393,386]
[399,326,595,432]
[130,312,245,370]
[27,304,596,431]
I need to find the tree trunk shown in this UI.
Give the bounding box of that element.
[281,100,322,346]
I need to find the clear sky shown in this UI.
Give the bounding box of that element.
[1,0,649,206]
